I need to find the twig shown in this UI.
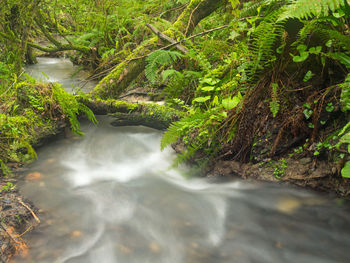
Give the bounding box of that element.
[17,225,34,238]
[18,199,40,224]
[0,222,19,244]
[86,24,231,82]
[146,24,189,53]
[185,3,201,36]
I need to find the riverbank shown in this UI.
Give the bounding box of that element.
[1,102,349,261]
[0,180,39,262]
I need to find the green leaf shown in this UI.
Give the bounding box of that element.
[309,46,322,55]
[303,109,313,119]
[329,52,350,69]
[326,103,334,112]
[229,30,240,40]
[212,96,219,106]
[341,161,350,178]
[303,70,314,82]
[200,78,220,85]
[304,103,311,109]
[222,96,241,110]
[193,96,211,103]
[201,86,215,92]
[270,101,279,118]
[297,44,307,52]
[326,40,333,48]
[293,52,309,62]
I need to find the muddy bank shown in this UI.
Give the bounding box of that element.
[0,179,39,262]
[208,158,350,198]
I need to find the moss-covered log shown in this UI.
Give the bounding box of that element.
[92,0,225,99]
[83,98,184,130]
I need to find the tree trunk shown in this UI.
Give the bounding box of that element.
[92,0,224,99]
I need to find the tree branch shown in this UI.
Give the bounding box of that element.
[146,24,189,54]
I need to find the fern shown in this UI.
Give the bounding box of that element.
[52,84,97,135]
[162,69,184,82]
[161,109,219,165]
[317,28,350,50]
[0,159,12,175]
[161,110,209,150]
[187,47,212,72]
[245,10,285,81]
[270,83,280,117]
[161,120,185,150]
[279,0,350,21]
[241,0,287,17]
[341,74,350,112]
[145,50,183,83]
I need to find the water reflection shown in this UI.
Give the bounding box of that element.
[12,116,350,263]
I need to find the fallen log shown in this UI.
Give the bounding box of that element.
[83,98,185,130]
[92,0,225,99]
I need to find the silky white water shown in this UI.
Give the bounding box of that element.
[12,116,350,263]
[17,57,350,263]
[25,57,96,93]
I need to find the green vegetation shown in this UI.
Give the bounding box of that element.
[0,74,96,174]
[0,0,349,184]
[0,182,16,193]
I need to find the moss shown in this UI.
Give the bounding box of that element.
[84,98,185,130]
[91,0,213,100]
[0,81,96,175]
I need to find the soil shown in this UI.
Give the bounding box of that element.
[207,158,350,198]
[0,123,66,262]
[0,179,39,262]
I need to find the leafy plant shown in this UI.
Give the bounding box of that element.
[270,83,280,117]
[279,0,350,21]
[273,159,287,179]
[0,182,16,193]
[145,50,183,83]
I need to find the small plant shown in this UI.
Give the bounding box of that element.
[1,182,16,193]
[273,159,287,179]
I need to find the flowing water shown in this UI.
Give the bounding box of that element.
[25,57,96,93]
[14,58,350,263]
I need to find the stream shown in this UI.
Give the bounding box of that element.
[12,58,350,263]
[25,57,96,93]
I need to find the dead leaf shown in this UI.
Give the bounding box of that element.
[26,172,42,181]
[276,198,301,214]
[149,242,160,253]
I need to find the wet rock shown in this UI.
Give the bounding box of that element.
[299,157,312,165]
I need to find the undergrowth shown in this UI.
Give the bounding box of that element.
[0,74,96,175]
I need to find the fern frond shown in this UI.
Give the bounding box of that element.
[279,0,350,21]
[341,74,350,112]
[145,50,183,83]
[240,0,287,17]
[162,69,184,82]
[270,83,280,117]
[161,120,184,150]
[318,29,350,50]
[245,10,285,81]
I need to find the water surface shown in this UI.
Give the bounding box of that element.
[12,116,350,263]
[25,57,96,93]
